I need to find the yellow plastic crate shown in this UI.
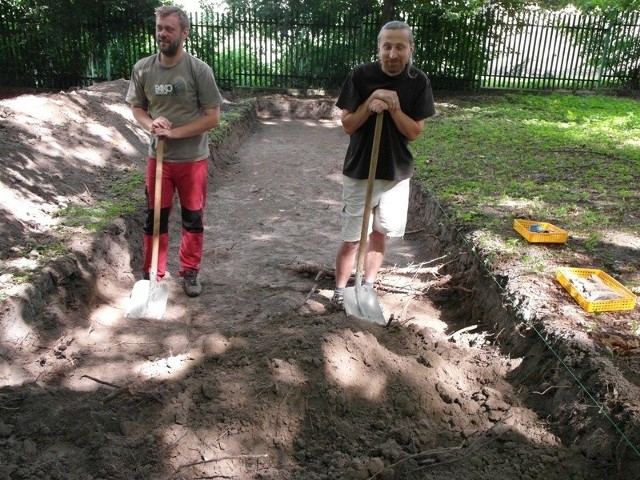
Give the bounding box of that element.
[556,267,637,313]
[513,219,568,244]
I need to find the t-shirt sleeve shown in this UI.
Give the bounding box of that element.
[411,73,436,121]
[196,63,223,110]
[335,68,362,113]
[125,62,147,109]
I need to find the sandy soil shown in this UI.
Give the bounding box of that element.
[0,80,638,480]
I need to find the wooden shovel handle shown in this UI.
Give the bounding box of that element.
[150,137,164,278]
[355,113,383,279]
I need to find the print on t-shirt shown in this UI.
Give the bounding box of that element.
[154,81,186,96]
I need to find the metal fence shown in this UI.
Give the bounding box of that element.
[185,10,374,90]
[483,9,640,90]
[0,6,638,92]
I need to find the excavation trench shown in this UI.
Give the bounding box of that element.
[1,87,638,479]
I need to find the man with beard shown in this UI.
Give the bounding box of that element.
[126,5,222,297]
[332,21,436,309]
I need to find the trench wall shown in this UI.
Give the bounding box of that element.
[408,181,640,474]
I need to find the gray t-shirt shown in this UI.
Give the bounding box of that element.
[126,52,223,162]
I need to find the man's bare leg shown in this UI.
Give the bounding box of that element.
[335,241,358,289]
[364,230,385,285]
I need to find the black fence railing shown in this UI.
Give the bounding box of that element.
[186,10,375,90]
[0,6,638,92]
[482,9,640,90]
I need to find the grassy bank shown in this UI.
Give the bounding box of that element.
[412,92,639,289]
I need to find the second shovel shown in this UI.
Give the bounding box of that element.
[343,113,386,324]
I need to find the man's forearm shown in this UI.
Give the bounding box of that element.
[163,108,220,139]
[132,106,153,132]
[341,101,373,135]
[388,109,425,141]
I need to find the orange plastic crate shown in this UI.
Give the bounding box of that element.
[556,267,637,313]
[513,219,568,244]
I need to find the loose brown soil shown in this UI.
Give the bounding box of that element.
[0,80,638,480]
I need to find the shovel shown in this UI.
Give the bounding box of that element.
[124,137,169,320]
[343,112,386,324]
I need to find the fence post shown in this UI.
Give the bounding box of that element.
[105,47,111,81]
[595,13,616,91]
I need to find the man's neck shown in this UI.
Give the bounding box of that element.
[159,49,184,67]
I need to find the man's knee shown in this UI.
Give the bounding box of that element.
[143,207,170,235]
[181,206,203,233]
[340,240,359,254]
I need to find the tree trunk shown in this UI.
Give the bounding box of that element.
[382,0,396,23]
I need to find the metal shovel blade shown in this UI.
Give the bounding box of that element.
[124,278,169,320]
[343,275,385,324]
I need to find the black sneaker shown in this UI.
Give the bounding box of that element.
[183,270,201,297]
[331,291,344,309]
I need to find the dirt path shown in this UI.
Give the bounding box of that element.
[0,82,635,479]
[164,115,348,323]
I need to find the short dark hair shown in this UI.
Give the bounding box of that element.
[156,6,190,31]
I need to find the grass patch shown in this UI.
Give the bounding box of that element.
[209,98,256,146]
[412,92,640,275]
[57,170,145,231]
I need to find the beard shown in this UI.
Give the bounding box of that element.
[381,59,405,76]
[158,37,181,58]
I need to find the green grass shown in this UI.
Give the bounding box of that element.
[412,92,640,276]
[57,170,145,231]
[209,98,255,146]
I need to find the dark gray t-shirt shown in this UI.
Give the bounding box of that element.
[336,61,435,180]
[126,53,223,162]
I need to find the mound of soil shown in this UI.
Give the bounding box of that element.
[0,80,638,480]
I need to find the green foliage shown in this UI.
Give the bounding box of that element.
[20,0,158,15]
[215,0,531,17]
[410,9,495,90]
[189,6,381,90]
[218,0,378,19]
[2,1,638,91]
[1,0,161,88]
[56,171,144,231]
[538,0,640,13]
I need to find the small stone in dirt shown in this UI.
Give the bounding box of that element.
[297,298,328,315]
[175,411,188,425]
[366,456,386,475]
[390,426,411,445]
[377,439,404,463]
[0,423,14,437]
[120,421,137,436]
[22,438,37,455]
[202,382,217,399]
[372,419,386,430]
[394,396,416,417]
[484,395,510,412]
[344,460,370,480]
